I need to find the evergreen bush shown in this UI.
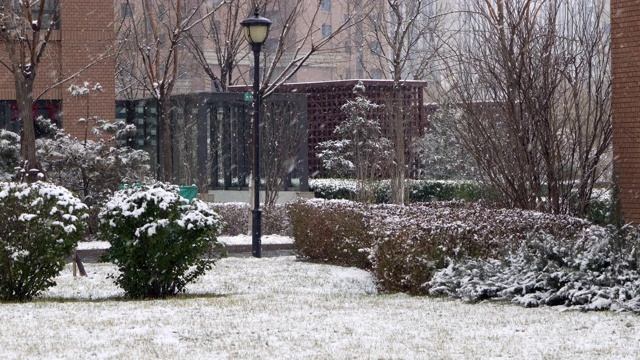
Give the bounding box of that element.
[99,182,225,299]
[0,181,87,301]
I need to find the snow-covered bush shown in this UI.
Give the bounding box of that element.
[208,202,292,236]
[287,199,374,269]
[0,181,87,301]
[428,225,640,312]
[99,182,225,299]
[38,122,151,238]
[0,130,20,181]
[368,203,589,294]
[308,178,358,200]
[288,199,590,295]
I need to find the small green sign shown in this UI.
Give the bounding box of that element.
[244,92,253,102]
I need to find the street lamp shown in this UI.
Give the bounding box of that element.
[241,9,272,258]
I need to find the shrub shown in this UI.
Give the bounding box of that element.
[428,225,640,312]
[0,181,87,301]
[288,199,590,295]
[209,202,250,235]
[309,178,489,203]
[209,202,292,236]
[287,199,373,269]
[0,130,20,181]
[99,182,225,299]
[368,202,589,294]
[37,119,151,239]
[309,179,357,200]
[263,205,293,237]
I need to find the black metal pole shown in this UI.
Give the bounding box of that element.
[251,43,262,258]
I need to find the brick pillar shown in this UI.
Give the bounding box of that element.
[60,0,115,141]
[611,2,640,224]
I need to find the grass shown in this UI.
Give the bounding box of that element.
[1,256,639,359]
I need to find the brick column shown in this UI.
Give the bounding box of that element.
[611,2,640,224]
[60,0,115,141]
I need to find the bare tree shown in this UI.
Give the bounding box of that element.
[115,0,217,182]
[184,0,245,91]
[186,0,373,93]
[443,0,611,216]
[0,0,60,180]
[363,0,450,204]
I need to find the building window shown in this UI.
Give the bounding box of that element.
[321,0,331,12]
[121,3,134,19]
[321,24,332,39]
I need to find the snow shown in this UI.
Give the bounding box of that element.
[76,234,294,250]
[1,255,639,359]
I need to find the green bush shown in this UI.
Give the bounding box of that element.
[287,199,373,269]
[0,181,87,301]
[99,182,225,299]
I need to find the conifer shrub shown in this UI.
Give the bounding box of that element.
[287,199,373,269]
[428,225,640,312]
[0,181,87,302]
[99,182,225,299]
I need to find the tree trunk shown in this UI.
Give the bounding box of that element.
[16,76,40,182]
[390,85,406,205]
[157,98,173,183]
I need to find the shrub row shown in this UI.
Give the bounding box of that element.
[209,202,292,237]
[310,178,613,225]
[309,179,488,203]
[287,199,590,295]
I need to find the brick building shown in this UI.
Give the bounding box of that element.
[612,3,640,224]
[0,1,115,140]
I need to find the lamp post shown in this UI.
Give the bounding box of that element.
[241,9,272,258]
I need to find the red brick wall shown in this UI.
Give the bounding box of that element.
[0,1,115,141]
[611,1,640,224]
[61,0,115,139]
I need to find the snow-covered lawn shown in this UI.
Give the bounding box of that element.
[1,252,640,359]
